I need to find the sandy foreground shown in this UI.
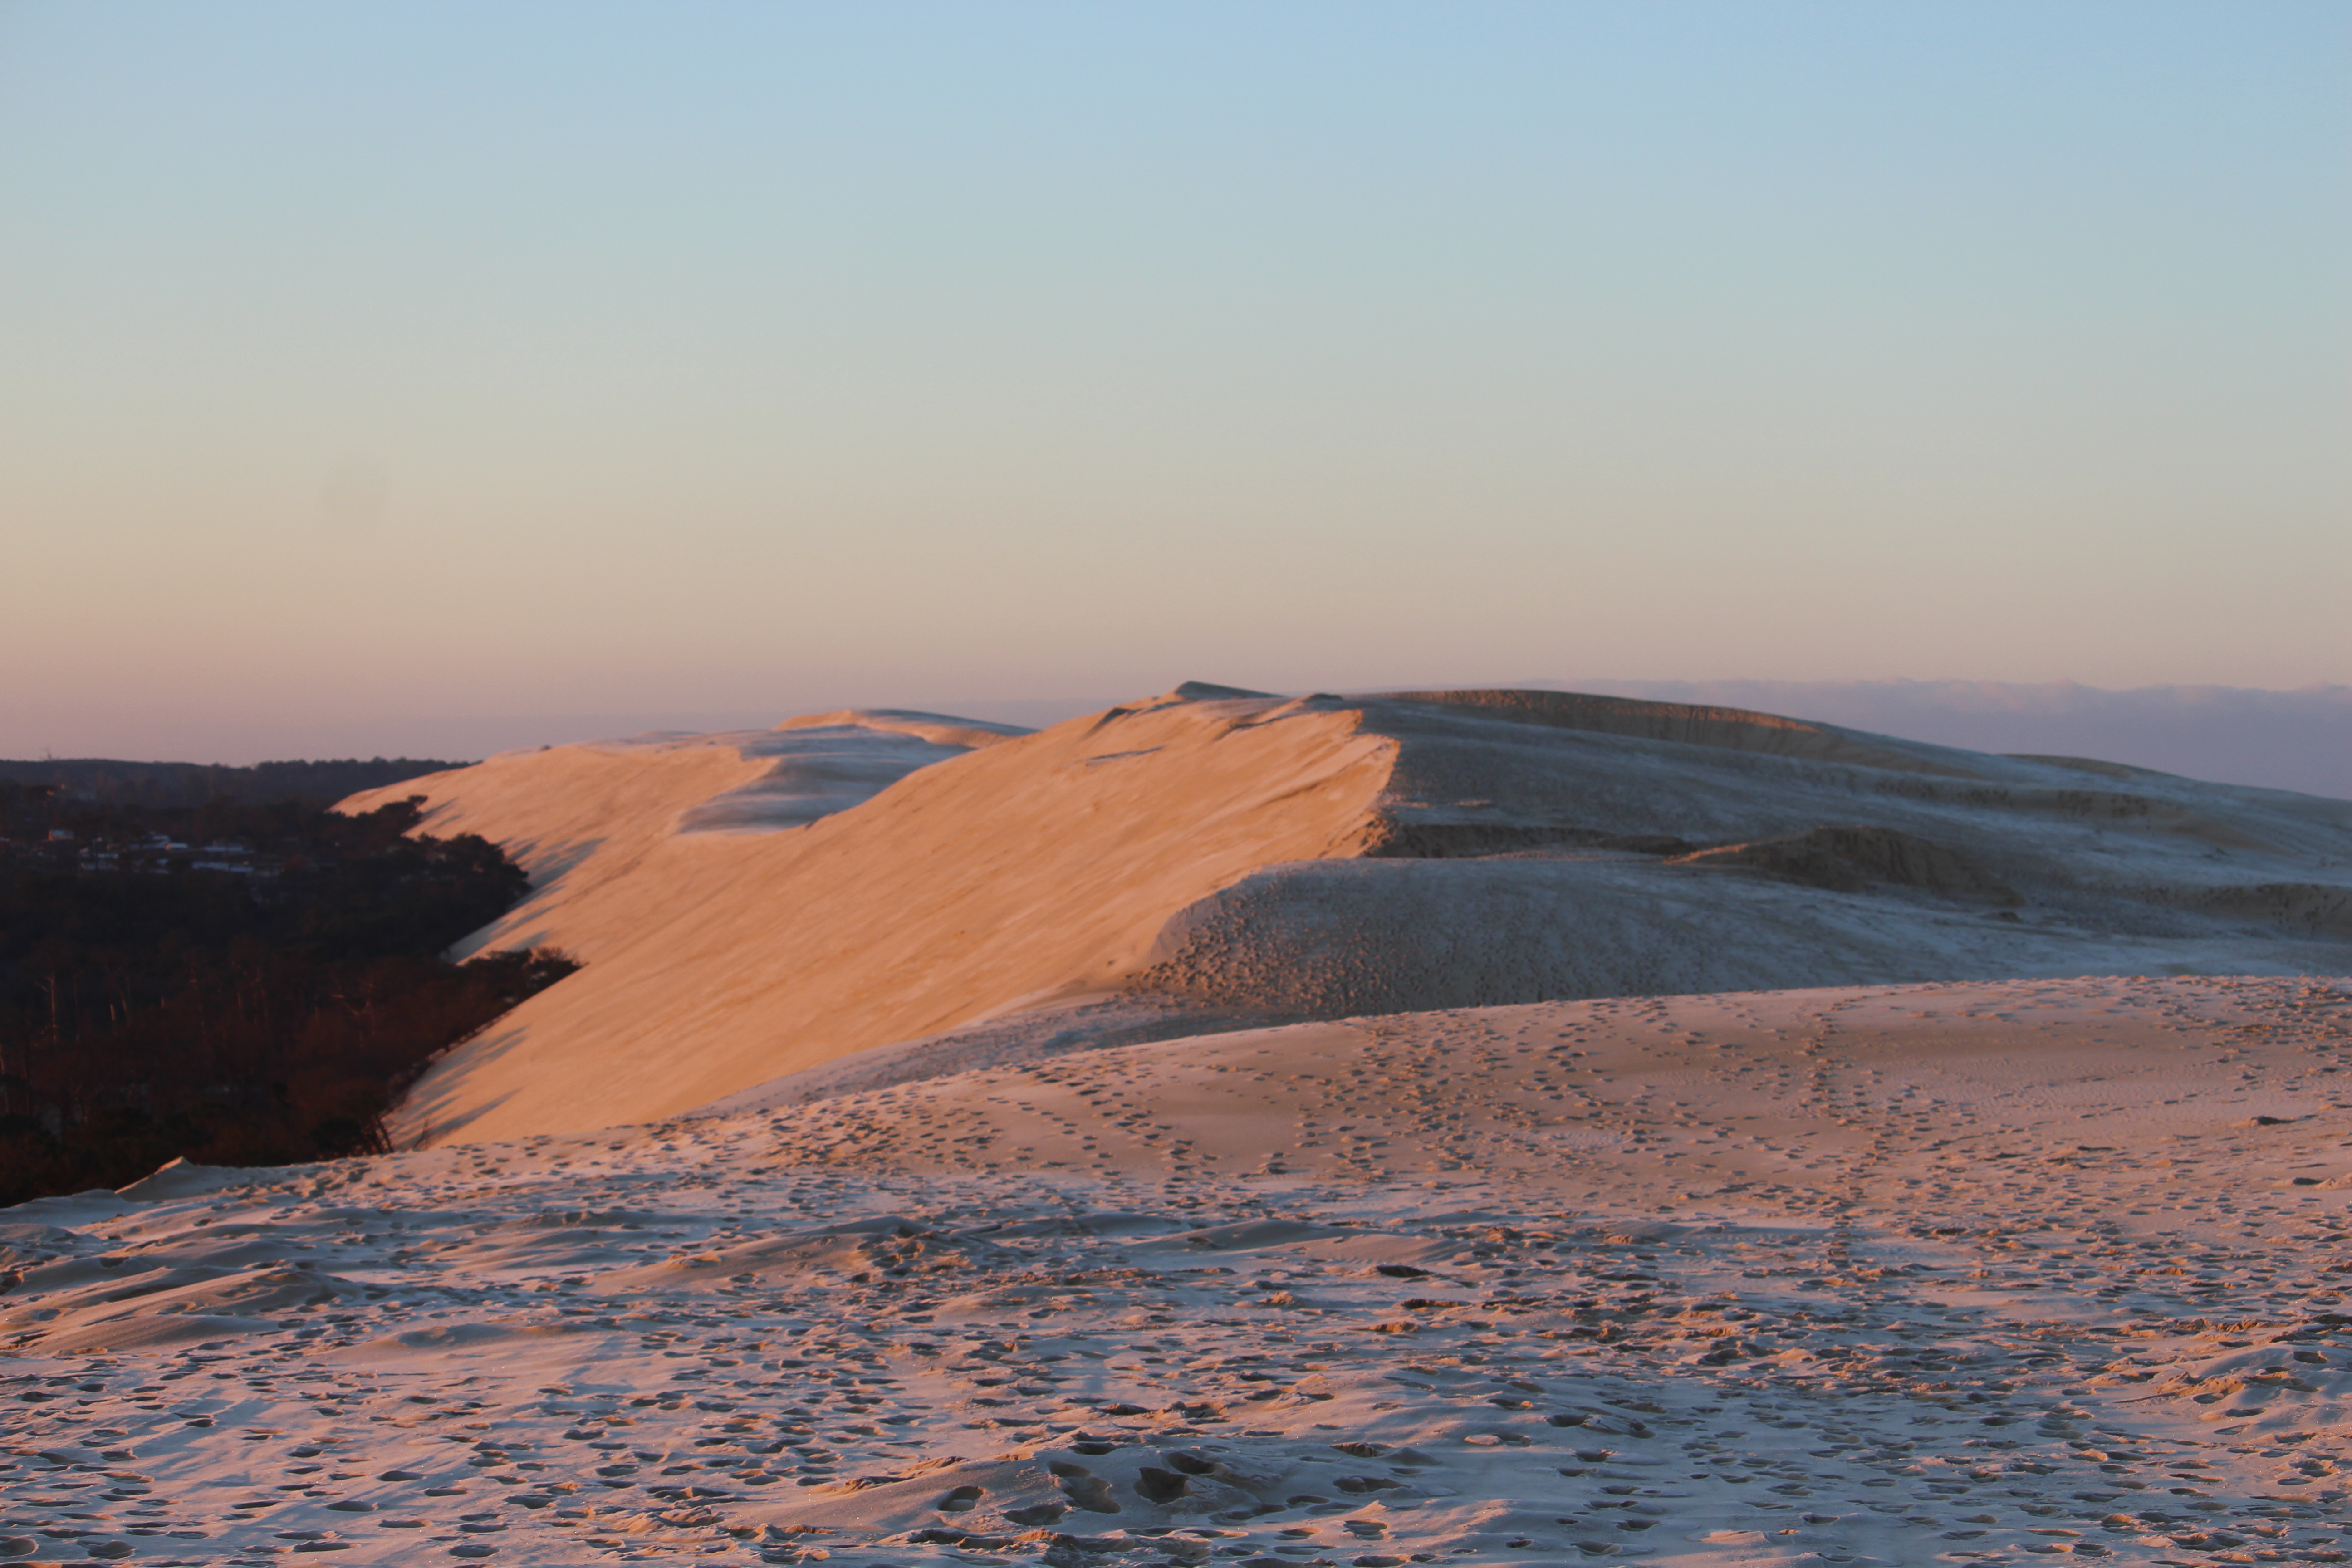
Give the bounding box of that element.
[6,975,2352,1567]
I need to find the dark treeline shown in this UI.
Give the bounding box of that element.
[0,786,572,1205]
[0,756,467,809]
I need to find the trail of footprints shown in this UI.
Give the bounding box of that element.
[3,975,2351,1567]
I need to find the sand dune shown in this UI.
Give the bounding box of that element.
[342,686,2352,1147]
[6,975,2350,1567]
[350,689,1395,1143]
[1556,678,2352,797]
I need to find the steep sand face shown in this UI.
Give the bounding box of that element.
[342,710,1031,962]
[344,735,776,962]
[374,691,1395,1144]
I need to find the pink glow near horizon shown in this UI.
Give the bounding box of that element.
[3,3,2343,762]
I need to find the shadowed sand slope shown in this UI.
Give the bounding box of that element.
[10,977,2352,1568]
[349,686,2352,1145]
[1362,687,1977,776]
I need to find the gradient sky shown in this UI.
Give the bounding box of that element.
[4,1,2346,760]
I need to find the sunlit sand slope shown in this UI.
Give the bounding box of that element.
[354,690,1396,1143]
[348,686,2352,1145]
[343,710,1032,963]
[9,976,2352,1567]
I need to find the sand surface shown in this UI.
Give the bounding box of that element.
[343,711,1031,968]
[9,975,2352,1567]
[341,688,2352,1149]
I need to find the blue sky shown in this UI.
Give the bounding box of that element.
[3,2,2344,758]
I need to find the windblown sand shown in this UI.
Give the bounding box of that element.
[8,975,2352,1567]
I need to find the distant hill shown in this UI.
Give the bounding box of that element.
[1538,679,2351,799]
[0,756,467,808]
